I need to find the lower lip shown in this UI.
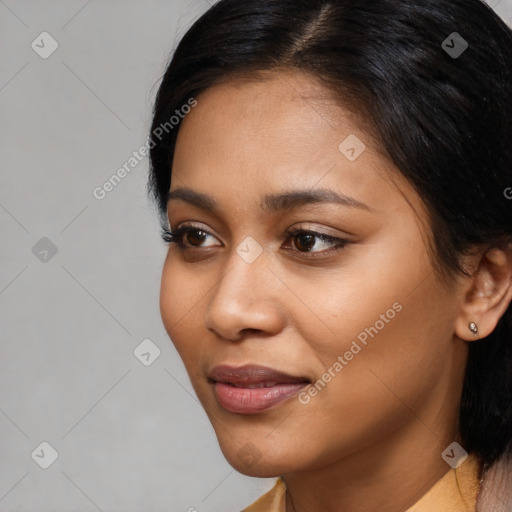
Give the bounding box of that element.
[212,381,308,414]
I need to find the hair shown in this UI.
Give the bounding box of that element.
[148,0,512,468]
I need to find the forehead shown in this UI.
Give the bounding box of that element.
[170,70,426,224]
[176,70,365,158]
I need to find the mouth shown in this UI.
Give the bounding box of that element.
[208,364,311,414]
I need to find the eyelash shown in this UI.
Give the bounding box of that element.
[161,225,350,257]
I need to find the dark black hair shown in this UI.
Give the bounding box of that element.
[148,0,512,468]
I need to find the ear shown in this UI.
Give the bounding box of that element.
[455,243,512,341]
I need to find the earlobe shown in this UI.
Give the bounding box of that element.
[455,320,480,342]
[455,245,512,342]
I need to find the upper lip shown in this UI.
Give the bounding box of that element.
[208,364,310,387]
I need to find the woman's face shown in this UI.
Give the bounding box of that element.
[160,71,469,477]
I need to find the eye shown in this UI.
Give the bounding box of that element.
[162,224,220,248]
[162,224,351,256]
[283,227,350,256]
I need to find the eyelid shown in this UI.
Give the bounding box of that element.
[164,222,222,247]
[168,221,349,240]
[282,226,350,255]
[163,222,351,255]
[288,222,349,239]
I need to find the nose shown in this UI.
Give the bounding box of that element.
[203,248,286,341]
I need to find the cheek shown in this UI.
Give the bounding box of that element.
[293,270,457,427]
[283,239,426,367]
[160,256,206,369]
[283,246,455,420]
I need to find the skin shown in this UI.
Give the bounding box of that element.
[160,70,512,512]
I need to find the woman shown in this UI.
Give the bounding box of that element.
[148,0,512,510]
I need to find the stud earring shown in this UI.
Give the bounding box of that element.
[469,322,479,335]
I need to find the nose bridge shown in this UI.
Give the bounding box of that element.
[204,241,284,339]
[218,233,271,299]
[212,243,271,310]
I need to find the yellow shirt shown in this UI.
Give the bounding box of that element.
[241,453,482,512]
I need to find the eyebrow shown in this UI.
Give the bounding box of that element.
[167,187,373,214]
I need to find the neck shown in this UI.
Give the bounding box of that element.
[282,414,460,512]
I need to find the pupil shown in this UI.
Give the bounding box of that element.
[189,230,207,246]
[296,233,315,252]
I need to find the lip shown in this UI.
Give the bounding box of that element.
[208,364,310,414]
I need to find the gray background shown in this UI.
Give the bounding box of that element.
[1,1,511,511]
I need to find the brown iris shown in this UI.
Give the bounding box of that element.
[293,232,315,252]
[187,230,208,247]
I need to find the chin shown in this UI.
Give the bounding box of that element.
[217,438,301,477]
[226,454,291,478]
